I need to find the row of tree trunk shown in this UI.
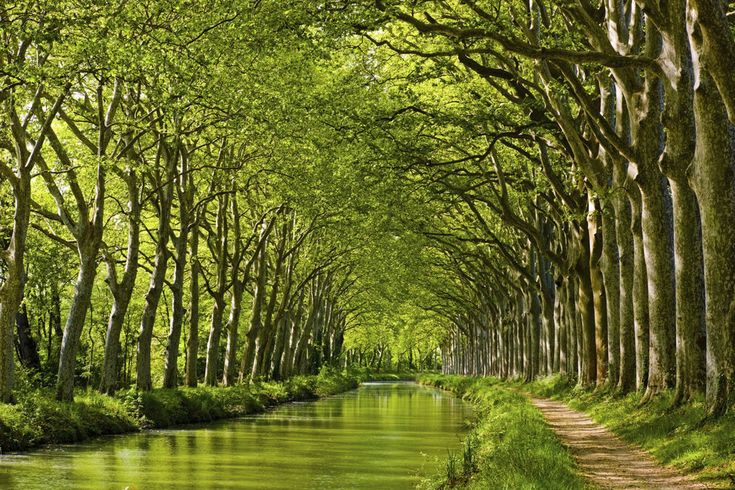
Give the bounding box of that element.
[375,0,735,415]
[0,69,354,402]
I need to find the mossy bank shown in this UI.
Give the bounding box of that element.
[0,369,358,453]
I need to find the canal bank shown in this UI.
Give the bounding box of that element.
[0,369,359,453]
[417,374,588,489]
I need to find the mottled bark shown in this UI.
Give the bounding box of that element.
[57,247,100,401]
[589,197,609,385]
[613,163,636,392]
[253,221,289,378]
[657,0,707,404]
[687,58,735,415]
[528,255,541,381]
[574,223,597,386]
[629,188,650,390]
[222,282,244,386]
[269,248,296,380]
[687,0,735,123]
[162,228,187,388]
[0,89,67,402]
[53,79,118,401]
[223,196,247,387]
[557,277,568,375]
[135,239,169,392]
[280,290,305,379]
[600,202,620,387]
[639,174,677,399]
[670,179,707,403]
[54,162,107,401]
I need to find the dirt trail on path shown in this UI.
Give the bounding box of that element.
[530,397,710,489]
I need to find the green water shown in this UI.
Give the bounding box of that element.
[0,382,472,489]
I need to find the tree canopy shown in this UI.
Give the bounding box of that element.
[1,0,734,417]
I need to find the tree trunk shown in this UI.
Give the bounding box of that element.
[100,169,140,395]
[204,194,229,386]
[575,224,597,386]
[0,89,66,402]
[669,178,707,404]
[163,228,187,388]
[254,230,286,378]
[135,144,173,392]
[688,61,735,415]
[136,240,169,392]
[614,163,637,392]
[629,186,650,390]
[239,221,269,382]
[222,281,244,386]
[0,179,26,400]
[600,202,620,387]
[15,304,40,370]
[100,292,128,395]
[57,248,99,401]
[639,174,676,399]
[164,147,193,389]
[589,198,609,385]
[204,297,226,386]
[185,222,200,387]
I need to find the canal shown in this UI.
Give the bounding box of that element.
[0,382,472,489]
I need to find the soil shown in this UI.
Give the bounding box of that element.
[530,397,711,489]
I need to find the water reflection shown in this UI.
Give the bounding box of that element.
[0,382,472,489]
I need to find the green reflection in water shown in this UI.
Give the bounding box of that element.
[0,382,472,489]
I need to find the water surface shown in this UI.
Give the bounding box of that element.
[0,382,472,489]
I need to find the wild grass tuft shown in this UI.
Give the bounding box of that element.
[445,450,460,486]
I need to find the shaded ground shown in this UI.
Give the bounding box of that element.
[530,397,710,489]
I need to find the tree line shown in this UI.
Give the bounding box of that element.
[0,1,373,403]
[326,0,735,417]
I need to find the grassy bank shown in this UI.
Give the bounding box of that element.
[520,375,735,487]
[0,368,358,453]
[350,367,420,382]
[417,374,590,489]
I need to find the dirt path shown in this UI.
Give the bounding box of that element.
[530,397,710,489]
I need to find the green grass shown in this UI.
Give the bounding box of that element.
[0,389,139,452]
[417,374,591,489]
[0,368,359,452]
[519,375,735,487]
